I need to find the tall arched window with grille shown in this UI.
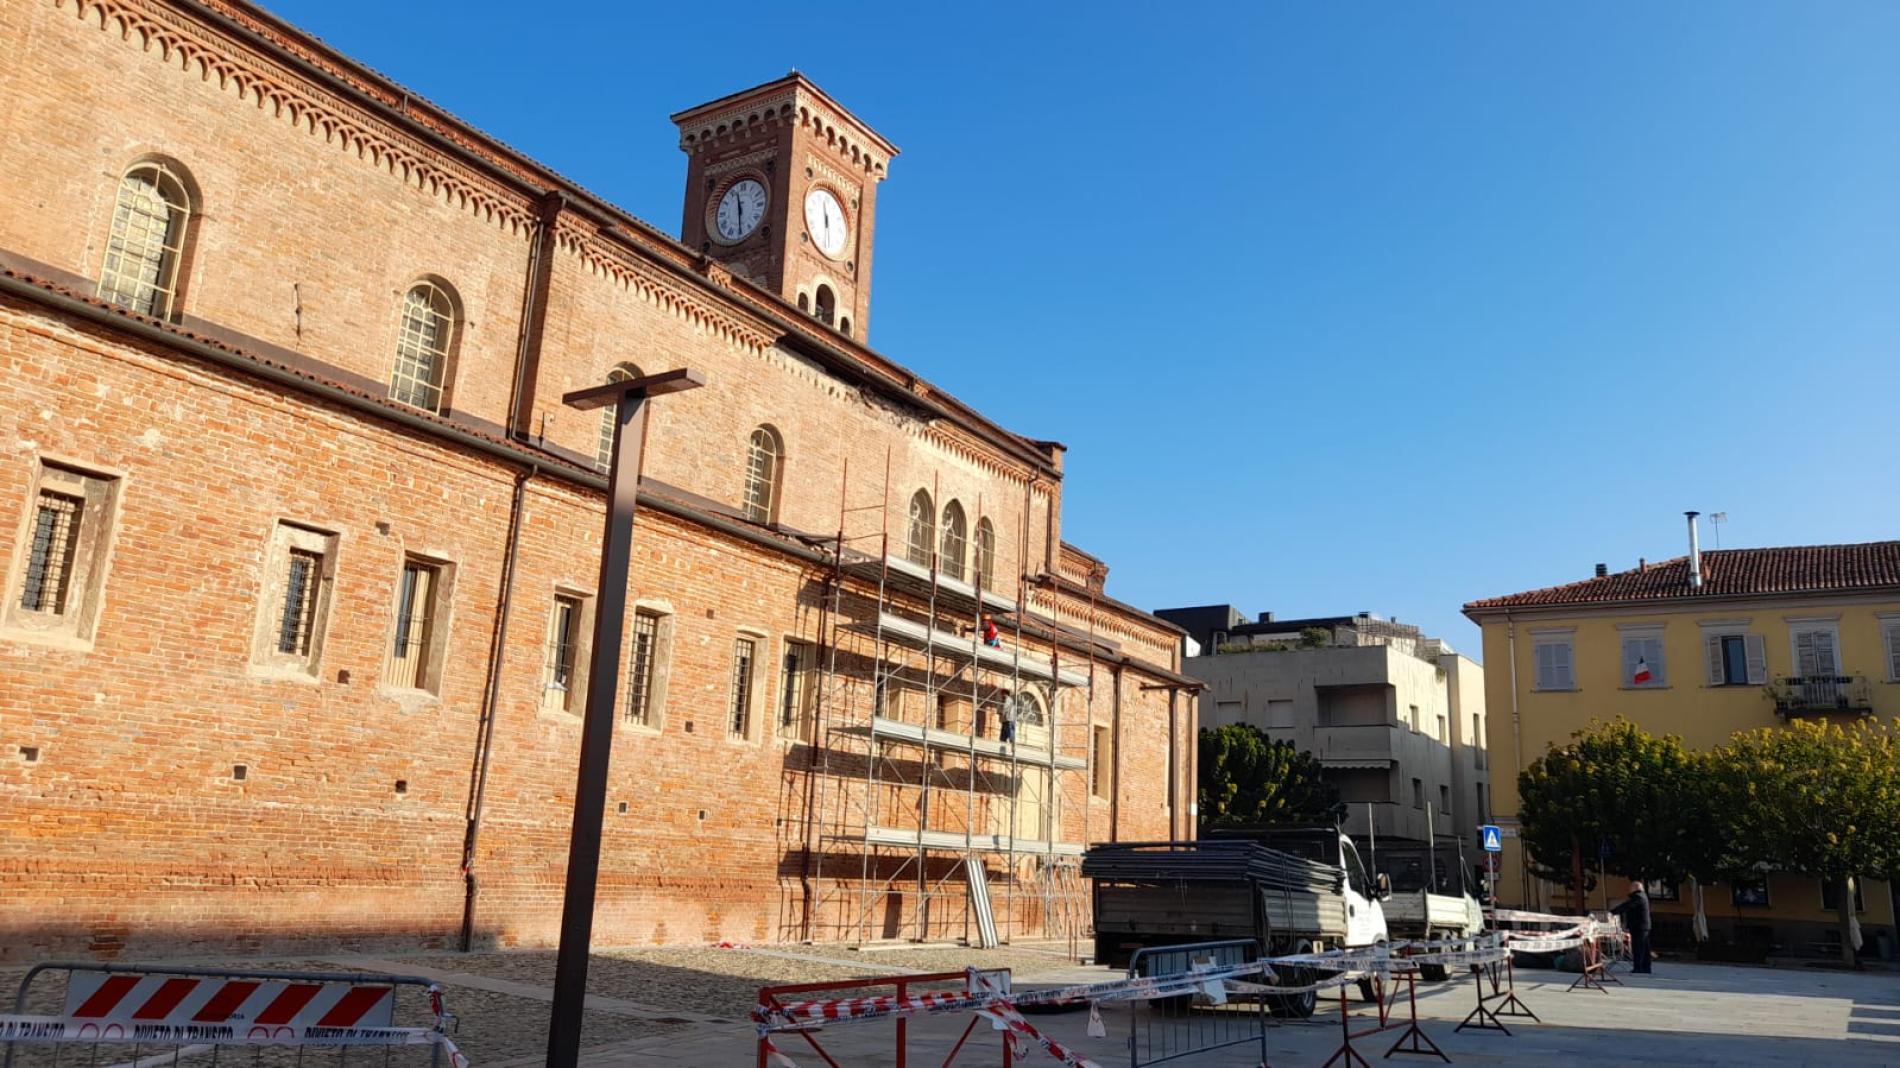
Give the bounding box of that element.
[388,281,457,413]
[98,161,193,318]
[814,284,836,326]
[905,490,935,568]
[974,518,997,591]
[742,425,784,524]
[939,501,967,581]
[595,363,642,472]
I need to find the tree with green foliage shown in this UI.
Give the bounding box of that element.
[1198,724,1341,831]
[1517,719,1733,907]
[1713,719,1900,968]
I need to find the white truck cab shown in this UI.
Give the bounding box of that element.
[1337,833,1390,949]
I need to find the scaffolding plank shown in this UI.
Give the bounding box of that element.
[848,824,1085,857]
[871,612,1089,687]
[844,552,1018,615]
[861,715,1087,770]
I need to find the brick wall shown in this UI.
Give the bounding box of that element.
[0,0,1193,959]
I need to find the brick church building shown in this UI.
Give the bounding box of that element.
[0,0,1196,959]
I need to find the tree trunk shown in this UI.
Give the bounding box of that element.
[1836,875,1858,969]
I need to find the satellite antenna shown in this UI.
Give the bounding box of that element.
[1710,512,1727,549]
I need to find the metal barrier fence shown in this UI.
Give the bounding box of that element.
[1,963,459,1068]
[756,967,1015,1067]
[1125,940,1268,1068]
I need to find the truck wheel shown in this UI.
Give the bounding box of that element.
[1357,976,1380,1003]
[1268,939,1317,1019]
[1420,964,1449,982]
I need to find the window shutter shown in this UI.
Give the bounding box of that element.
[1744,634,1767,685]
[1622,639,1639,686]
[1887,625,1900,682]
[1533,644,1552,689]
[1706,635,1725,686]
[1555,642,1574,689]
[1645,637,1666,686]
[1812,630,1838,676]
[1794,631,1816,677]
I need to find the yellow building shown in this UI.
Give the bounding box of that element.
[1463,531,1900,959]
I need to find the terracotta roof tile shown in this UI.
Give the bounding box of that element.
[1463,541,1900,613]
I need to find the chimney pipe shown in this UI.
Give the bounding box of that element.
[1594,563,1608,578]
[1685,511,1703,588]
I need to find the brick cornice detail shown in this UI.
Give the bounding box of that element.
[63,0,536,236]
[553,218,778,352]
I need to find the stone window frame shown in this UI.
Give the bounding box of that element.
[249,519,340,680]
[3,457,124,650]
[1616,622,1668,690]
[727,626,770,744]
[776,635,817,745]
[1529,627,1576,692]
[538,585,596,719]
[97,157,199,321]
[595,364,643,473]
[386,277,462,415]
[381,550,456,700]
[621,599,676,733]
[938,500,967,581]
[905,489,934,568]
[742,425,785,525]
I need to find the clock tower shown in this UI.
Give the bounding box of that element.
[674,74,897,341]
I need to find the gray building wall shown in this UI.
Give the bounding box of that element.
[1187,643,1488,848]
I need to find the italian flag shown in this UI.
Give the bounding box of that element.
[1632,658,1653,685]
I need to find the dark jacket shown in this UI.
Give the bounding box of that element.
[1610,887,1651,933]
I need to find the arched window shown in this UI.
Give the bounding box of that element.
[938,501,967,581]
[797,292,809,313]
[98,161,193,318]
[596,363,641,472]
[814,284,836,326]
[839,316,852,337]
[743,425,784,524]
[905,490,934,568]
[388,281,457,413]
[974,518,997,591]
[1011,690,1046,727]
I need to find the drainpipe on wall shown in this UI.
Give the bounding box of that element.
[460,463,535,951]
[1110,663,1123,842]
[1167,688,1178,841]
[1505,612,1528,908]
[506,191,566,440]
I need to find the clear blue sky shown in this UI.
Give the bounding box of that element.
[267,0,1900,656]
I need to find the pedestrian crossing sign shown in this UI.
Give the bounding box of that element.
[1481,825,1502,852]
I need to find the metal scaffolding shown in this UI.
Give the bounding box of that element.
[797,454,1095,947]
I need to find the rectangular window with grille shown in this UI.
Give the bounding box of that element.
[6,462,120,643]
[387,557,448,693]
[779,640,812,740]
[729,636,758,739]
[625,609,665,727]
[277,550,322,655]
[543,594,584,714]
[20,492,81,614]
[1092,725,1112,799]
[251,522,337,675]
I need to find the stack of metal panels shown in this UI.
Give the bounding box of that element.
[1081,840,1343,896]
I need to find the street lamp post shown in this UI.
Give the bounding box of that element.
[546,367,705,1068]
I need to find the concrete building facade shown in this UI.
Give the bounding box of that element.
[1158,607,1489,850]
[1464,534,1900,955]
[0,0,1194,961]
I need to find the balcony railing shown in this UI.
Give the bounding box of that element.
[1769,675,1873,717]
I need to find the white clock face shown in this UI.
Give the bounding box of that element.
[804,188,848,258]
[714,178,767,242]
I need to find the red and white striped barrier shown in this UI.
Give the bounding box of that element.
[60,972,395,1031]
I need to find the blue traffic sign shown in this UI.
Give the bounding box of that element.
[1480,825,1503,853]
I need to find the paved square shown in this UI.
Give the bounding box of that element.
[480,954,1900,1066]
